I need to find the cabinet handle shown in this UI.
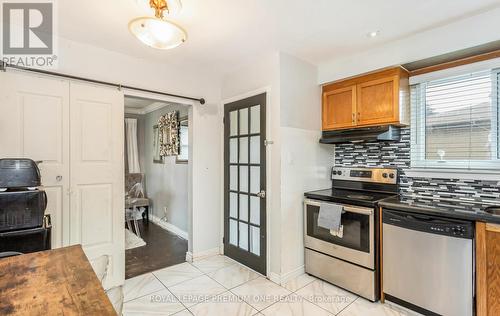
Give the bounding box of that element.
[357,112,361,119]
[352,113,355,123]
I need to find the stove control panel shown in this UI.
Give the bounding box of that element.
[331,167,398,185]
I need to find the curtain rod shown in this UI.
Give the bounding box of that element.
[0,61,206,105]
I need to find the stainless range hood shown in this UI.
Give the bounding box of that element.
[319,125,401,144]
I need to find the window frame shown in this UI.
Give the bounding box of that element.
[410,68,500,170]
[176,116,189,164]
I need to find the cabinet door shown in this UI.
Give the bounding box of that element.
[322,86,356,130]
[477,222,500,316]
[69,82,125,289]
[0,72,70,249]
[356,76,398,126]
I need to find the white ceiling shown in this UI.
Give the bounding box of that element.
[124,96,157,109]
[125,96,181,114]
[58,0,500,76]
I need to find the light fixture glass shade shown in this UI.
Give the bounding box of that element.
[129,17,187,50]
[135,0,183,17]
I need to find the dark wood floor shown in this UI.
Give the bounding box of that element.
[125,221,187,279]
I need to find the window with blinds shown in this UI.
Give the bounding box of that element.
[411,69,500,169]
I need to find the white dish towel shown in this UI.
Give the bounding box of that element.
[318,203,343,236]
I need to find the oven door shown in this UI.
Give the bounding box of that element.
[304,199,374,269]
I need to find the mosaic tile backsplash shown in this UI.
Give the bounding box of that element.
[334,127,500,204]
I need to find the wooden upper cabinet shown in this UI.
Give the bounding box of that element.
[322,67,409,131]
[357,76,399,126]
[322,85,356,130]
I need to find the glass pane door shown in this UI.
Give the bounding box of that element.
[224,93,266,275]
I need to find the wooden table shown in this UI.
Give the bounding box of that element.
[0,245,116,315]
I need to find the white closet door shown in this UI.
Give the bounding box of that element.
[0,72,70,249]
[69,82,125,288]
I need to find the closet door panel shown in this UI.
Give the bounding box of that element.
[79,184,113,246]
[23,94,63,161]
[70,82,125,289]
[80,102,112,162]
[0,72,70,249]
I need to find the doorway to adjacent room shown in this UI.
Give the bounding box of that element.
[124,95,190,278]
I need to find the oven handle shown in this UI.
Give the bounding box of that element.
[304,199,373,216]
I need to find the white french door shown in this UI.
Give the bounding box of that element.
[0,72,70,249]
[69,82,125,288]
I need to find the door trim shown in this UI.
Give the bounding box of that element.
[223,92,268,275]
[124,90,196,262]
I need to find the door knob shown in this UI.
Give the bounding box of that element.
[256,190,266,199]
[56,175,62,182]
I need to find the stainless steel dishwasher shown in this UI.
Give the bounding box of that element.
[382,209,474,316]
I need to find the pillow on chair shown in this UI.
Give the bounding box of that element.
[125,173,146,198]
[89,255,109,284]
[89,255,124,315]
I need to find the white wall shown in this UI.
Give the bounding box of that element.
[279,53,332,280]
[222,52,282,276]
[221,53,332,281]
[144,104,189,233]
[318,7,500,84]
[55,36,222,257]
[280,53,321,131]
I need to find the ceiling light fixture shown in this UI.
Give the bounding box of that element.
[129,0,187,50]
[135,0,182,17]
[367,30,380,38]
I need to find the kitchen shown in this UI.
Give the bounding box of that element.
[1,1,500,315]
[303,52,500,316]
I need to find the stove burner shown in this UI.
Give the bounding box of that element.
[347,194,374,201]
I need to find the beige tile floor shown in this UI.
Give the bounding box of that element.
[123,255,418,316]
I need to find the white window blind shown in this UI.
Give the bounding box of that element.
[411,68,500,169]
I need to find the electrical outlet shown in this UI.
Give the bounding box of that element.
[163,206,168,222]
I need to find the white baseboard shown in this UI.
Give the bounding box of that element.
[267,265,305,285]
[280,265,305,284]
[150,215,188,240]
[268,272,281,285]
[185,247,220,263]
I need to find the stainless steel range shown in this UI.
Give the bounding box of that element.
[303,167,398,301]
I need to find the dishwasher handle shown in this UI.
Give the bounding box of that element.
[384,209,433,224]
[382,209,474,239]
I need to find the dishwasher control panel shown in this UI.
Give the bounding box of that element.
[383,209,474,239]
[429,224,470,238]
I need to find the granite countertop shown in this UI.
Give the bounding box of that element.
[379,195,500,224]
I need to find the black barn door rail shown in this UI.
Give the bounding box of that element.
[0,61,206,105]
